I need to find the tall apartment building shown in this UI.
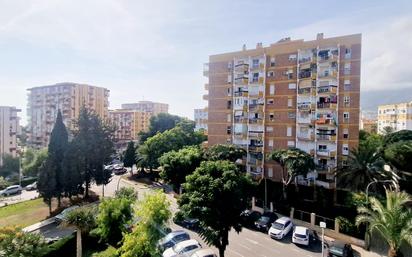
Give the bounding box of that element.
[194,108,208,133]
[378,101,412,133]
[121,101,168,115]
[204,33,361,188]
[109,109,152,147]
[0,107,21,165]
[27,83,109,148]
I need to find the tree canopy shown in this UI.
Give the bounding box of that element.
[22,148,47,177]
[138,113,184,143]
[203,144,246,162]
[0,154,19,179]
[123,141,136,169]
[0,226,46,257]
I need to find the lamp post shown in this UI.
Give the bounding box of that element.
[320,221,326,257]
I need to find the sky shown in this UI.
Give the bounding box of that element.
[0,0,411,125]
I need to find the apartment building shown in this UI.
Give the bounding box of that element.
[27,82,109,148]
[109,109,152,147]
[194,108,208,133]
[204,33,361,188]
[121,101,168,115]
[378,101,412,133]
[0,107,21,165]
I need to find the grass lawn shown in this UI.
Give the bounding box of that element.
[0,198,49,228]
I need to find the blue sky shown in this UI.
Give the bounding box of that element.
[0,0,411,124]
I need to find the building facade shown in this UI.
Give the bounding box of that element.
[27,83,109,148]
[121,101,168,115]
[378,101,412,133]
[0,107,21,165]
[194,108,208,133]
[204,33,361,188]
[109,109,152,146]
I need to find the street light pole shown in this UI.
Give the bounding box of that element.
[320,221,326,257]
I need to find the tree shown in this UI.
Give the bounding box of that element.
[61,140,84,198]
[356,190,412,257]
[267,148,315,199]
[62,207,96,257]
[71,108,115,198]
[123,141,136,176]
[115,187,138,202]
[203,144,246,162]
[383,130,412,146]
[384,141,412,173]
[337,143,389,192]
[22,148,48,177]
[138,113,184,143]
[46,110,68,206]
[382,126,395,135]
[93,196,134,245]
[159,146,203,191]
[119,191,171,257]
[0,154,20,178]
[178,161,255,257]
[0,226,46,257]
[37,159,57,214]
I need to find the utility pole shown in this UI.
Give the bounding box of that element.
[320,221,326,257]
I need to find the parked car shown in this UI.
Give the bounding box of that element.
[54,205,80,222]
[25,181,37,191]
[158,230,191,251]
[240,210,261,228]
[268,217,293,240]
[191,249,217,257]
[182,218,200,230]
[292,226,310,246]
[0,185,22,196]
[113,164,127,175]
[254,212,278,232]
[162,239,202,257]
[328,240,354,257]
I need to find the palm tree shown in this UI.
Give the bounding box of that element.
[61,207,96,257]
[337,143,389,192]
[356,190,412,257]
[267,148,315,199]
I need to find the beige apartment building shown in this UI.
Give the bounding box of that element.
[378,101,412,133]
[0,106,21,165]
[27,83,109,148]
[194,107,208,134]
[121,101,168,115]
[204,33,361,188]
[109,109,152,145]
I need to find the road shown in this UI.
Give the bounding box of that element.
[0,189,39,207]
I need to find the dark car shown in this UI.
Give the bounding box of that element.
[254,212,278,232]
[182,218,200,230]
[328,240,354,257]
[240,210,262,228]
[158,230,190,251]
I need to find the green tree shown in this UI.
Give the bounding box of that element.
[115,187,138,202]
[337,143,388,192]
[178,161,255,257]
[0,176,10,190]
[0,154,20,179]
[22,148,48,177]
[46,110,68,206]
[382,126,395,135]
[267,148,315,199]
[138,113,184,143]
[62,207,96,257]
[119,191,171,257]
[37,159,57,214]
[159,146,203,191]
[61,140,84,198]
[356,190,412,257]
[72,108,115,198]
[93,197,134,245]
[0,226,46,257]
[384,141,412,173]
[123,141,136,176]
[383,130,412,146]
[203,144,246,162]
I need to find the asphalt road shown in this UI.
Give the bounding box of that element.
[0,189,39,207]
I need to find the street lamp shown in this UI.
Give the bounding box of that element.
[320,221,326,257]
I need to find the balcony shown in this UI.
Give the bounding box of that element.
[318,70,337,78]
[249,118,263,124]
[234,91,248,97]
[248,159,263,166]
[203,94,209,101]
[316,134,337,141]
[234,63,249,72]
[250,77,264,84]
[234,76,249,85]
[317,149,336,158]
[298,103,314,111]
[298,87,313,95]
[299,71,315,79]
[317,86,337,94]
[250,63,265,70]
[249,104,263,112]
[248,145,263,152]
[299,56,313,64]
[203,63,209,77]
[317,102,337,109]
[248,132,263,138]
[315,118,336,126]
[297,134,314,141]
[297,115,315,124]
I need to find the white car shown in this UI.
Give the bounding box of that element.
[55,205,80,222]
[0,185,22,196]
[268,217,293,240]
[163,239,202,257]
[292,226,310,246]
[191,249,217,257]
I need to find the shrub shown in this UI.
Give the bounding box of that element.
[91,246,118,257]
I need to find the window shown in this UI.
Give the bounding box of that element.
[227,100,232,109]
[268,167,273,178]
[318,145,327,150]
[287,126,292,137]
[269,113,274,121]
[252,72,259,82]
[343,144,349,155]
[343,128,349,139]
[227,75,232,83]
[266,126,273,132]
[288,83,296,89]
[270,57,276,67]
[227,88,232,96]
[228,62,233,69]
[345,48,351,59]
[287,69,293,79]
[227,114,231,122]
[267,71,274,77]
[344,63,351,75]
[288,112,296,119]
[270,84,275,95]
[227,126,231,135]
[268,139,274,147]
[289,54,297,61]
[343,112,350,122]
[288,98,293,108]
[252,59,259,68]
[287,141,295,147]
[344,79,351,91]
[267,99,274,105]
[344,96,350,107]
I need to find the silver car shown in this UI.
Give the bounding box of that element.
[0,185,22,196]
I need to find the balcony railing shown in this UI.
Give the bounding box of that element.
[315,118,336,125]
[318,70,337,78]
[299,57,313,64]
[317,86,337,94]
[297,134,314,141]
[317,150,337,158]
[299,71,313,79]
[234,91,248,97]
[317,102,337,109]
[203,63,209,77]
[317,134,336,141]
[250,77,264,84]
[298,88,312,94]
[234,77,248,85]
[249,118,263,124]
[298,103,313,110]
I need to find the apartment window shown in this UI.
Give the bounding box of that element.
[343,112,350,122]
[270,84,275,95]
[266,99,274,105]
[228,62,233,69]
[252,59,259,68]
[266,126,273,132]
[345,48,351,59]
[288,112,296,119]
[288,98,293,108]
[344,79,351,91]
[287,69,293,79]
[268,167,273,178]
[269,113,274,121]
[343,144,349,155]
[343,128,349,139]
[270,57,276,67]
[227,114,231,122]
[227,88,232,96]
[344,63,351,75]
[289,54,297,61]
[227,75,232,83]
[227,126,232,135]
[344,96,350,107]
[287,141,295,147]
[227,100,232,109]
[318,145,327,150]
[287,126,292,137]
[252,72,259,82]
[288,83,296,89]
[268,139,274,147]
[267,71,274,77]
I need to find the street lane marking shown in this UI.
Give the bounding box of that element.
[228,249,245,257]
